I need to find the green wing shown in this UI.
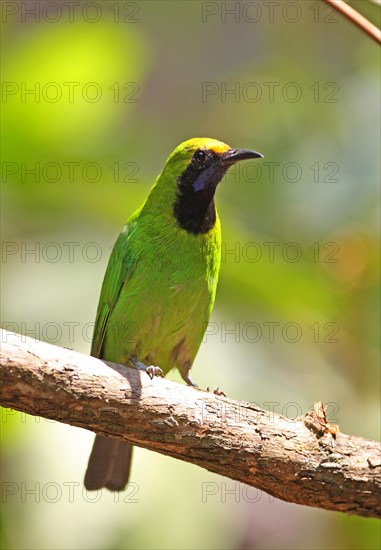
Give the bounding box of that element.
[90,217,138,359]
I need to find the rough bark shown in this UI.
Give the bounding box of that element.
[0,329,380,518]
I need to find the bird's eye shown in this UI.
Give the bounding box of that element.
[194,149,206,163]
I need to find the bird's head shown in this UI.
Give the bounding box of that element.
[165,137,263,194]
[152,138,263,234]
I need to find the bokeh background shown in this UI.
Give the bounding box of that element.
[1,1,380,549]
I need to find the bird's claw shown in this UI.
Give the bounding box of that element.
[146,365,164,379]
[131,358,164,379]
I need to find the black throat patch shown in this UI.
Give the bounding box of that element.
[174,154,228,235]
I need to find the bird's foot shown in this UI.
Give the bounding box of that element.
[206,387,226,397]
[181,372,198,387]
[146,365,164,379]
[132,359,164,380]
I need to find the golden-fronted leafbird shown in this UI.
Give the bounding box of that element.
[84,138,263,491]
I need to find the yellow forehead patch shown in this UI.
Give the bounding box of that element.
[196,138,230,154]
[171,138,231,161]
[210,143,230,154]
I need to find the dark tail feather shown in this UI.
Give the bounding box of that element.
[84,435,133,491]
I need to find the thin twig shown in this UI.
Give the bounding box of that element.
[322,0,381,44]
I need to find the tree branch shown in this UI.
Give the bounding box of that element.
[1,329,380,518]
[322,0,381,44]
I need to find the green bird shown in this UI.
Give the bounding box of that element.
[84,137,263,491]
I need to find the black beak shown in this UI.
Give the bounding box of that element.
[221,148,263,165]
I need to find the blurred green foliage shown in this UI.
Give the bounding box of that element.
[1,1,380,549]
